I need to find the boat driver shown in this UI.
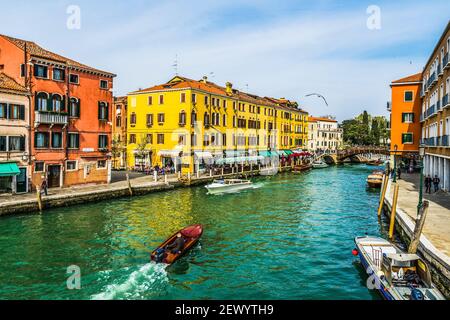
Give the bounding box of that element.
[166,233,185,254]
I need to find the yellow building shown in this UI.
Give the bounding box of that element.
[126,76,308,174]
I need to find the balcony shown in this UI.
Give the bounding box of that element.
[443,94,449,109]
[34,111,68,126]
[438,63,443,77]
[422,137,436,147]
[428,72,437,88]
[425,104,436,118]
[437,100,441,112]
[442,135,449,147]
[444,53,450,70]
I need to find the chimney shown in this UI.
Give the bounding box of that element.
[201,76,208,83]
[226,82,233,95]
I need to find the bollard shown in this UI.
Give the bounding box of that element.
[126,173,133,196]
[196,170,199,178]
[408,201,430,254]
[154,171,158,182]
[210,169,212,177]
[388,183,400,239]
[36,186,43,212]
[188,172,191,181]
[221,168,224,176]
[377,175,389,217]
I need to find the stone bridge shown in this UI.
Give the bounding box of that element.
[316,146,389,164]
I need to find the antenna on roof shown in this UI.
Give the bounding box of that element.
[245,84,249,92]
[209,72,215,79]
[172,54,179,76]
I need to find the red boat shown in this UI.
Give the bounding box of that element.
[150,224,203,265]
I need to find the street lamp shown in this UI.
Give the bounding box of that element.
[392,144,398,183]
[417,145,425,214]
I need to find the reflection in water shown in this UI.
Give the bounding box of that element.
[0,165,382,300]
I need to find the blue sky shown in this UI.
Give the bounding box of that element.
[1,0,449,120]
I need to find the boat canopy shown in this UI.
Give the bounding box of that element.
[0,162,21,177]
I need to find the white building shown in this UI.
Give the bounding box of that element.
[308,116,343,153]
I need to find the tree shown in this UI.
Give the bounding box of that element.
[371,119,380,146]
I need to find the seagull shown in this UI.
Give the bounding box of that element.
[305,93,329,106]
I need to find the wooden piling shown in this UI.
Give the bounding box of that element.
[377,174,388,217]
[388,183,400,239]
[408,201,429,254]
[126,173,133,196]
[36,186,43,212]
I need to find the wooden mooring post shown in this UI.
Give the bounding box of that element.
[408,201,429,254]
[36,186,43,212]
[126,173,133,196]
[388,183,400,239]
[377,174,389,217]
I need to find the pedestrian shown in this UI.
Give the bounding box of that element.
[425,175,432,194]
[41,176,48,196]
[397,167,401,180]
[433,175,440,193]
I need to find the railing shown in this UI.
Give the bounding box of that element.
[422,137,437,146]
[444,53,449,69]
[438,63,443,76]
[34,111,68,125]
[437,100,441,112]
[425,104,436,118]
[443,94,449,108]
[442,135,449,147]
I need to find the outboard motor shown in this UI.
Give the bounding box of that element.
[410,288,424,300]
[154,248,165,263]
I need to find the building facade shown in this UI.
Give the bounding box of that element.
[389,73,423,157]
[126,76,309,174]
[420,21,450,190]
[308,117,343,153]
[112,96,128,169]
[0,34,116,190]
[0,73,30,194]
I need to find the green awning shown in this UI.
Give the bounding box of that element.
[0,162,20,177]
[259,151,271,157]
[284,150,293,155]
[278,150,288,156]
[271,151,279,156]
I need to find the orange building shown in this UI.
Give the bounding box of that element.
[389,73,423,156]
[0,34,116,189]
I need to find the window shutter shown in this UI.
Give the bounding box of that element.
[76,134,80,148]
[20,136,25,151]
[19,105,25,120]
[98,135,101,148]
[98,102,101,120]
[33,64,39,77]
[77,98,81,117]
[47,95,53,112]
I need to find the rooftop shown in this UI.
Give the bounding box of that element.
[391,72,423,85]
[308,116,337,123]
[0,73,28,95]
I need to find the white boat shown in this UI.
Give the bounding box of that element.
[260,166,278,176]
[354,236,445,300]
[312,160,328,169]
[205,179,253,194]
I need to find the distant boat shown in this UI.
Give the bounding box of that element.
[260,166,278,176]
[366,170,384,188]
[353,236,445,300]
[293,164,312,173]
[367,159,383,166]
[312,160,328,169]
[205,179,254,194]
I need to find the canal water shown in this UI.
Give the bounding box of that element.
[0,165,388,300]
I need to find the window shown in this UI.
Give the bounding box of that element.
[159,95,164,104]
[204,112,210,127]
[223,114,227,126]
[51,132,63,148]
[180,93,186,103]
[402,133,413,144]
[0,103,6,118]
[34,65,48,78]
[0,136,5,151]
[116,115,122,127]
[68,133,79,149]
[52,95,63,112]
[34,162,44,172]
[179,111,186,126]
[69,98,80,118]
[192,93,197,103]
[69,74,79,84]
[53,68,65,81]
[20,64,26,77]
[178,134,186,145]
[148,96,153,105]
[204,96,209,105]
[98,102,109,121]
[130,113,136,126]
[98,135,108,149]
[157,134,164,144]
[146,134,153,144]
[36,92,48,111]
[97,160,107,169]
[404,91,413,102]
[146,114,153,127]
[8,104,25,120]
[35,132,49,148]
[402,113,414,123]
[66,161,77,171]
[7,136,25,151]
[191,111,197,125]
[100,80,108,90]
[158,113,165,123]
[129,134,136,144]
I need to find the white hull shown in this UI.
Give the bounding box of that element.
[312,162,328,169]
[206,180,254,194]
[260,167,278,176]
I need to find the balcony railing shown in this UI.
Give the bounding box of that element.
[444,53,449,69]
[443,94,449,108]
[425,104,436,118]
[422,137,437,146]
[438,63,443,76]
[437,100,441,112]
[35,111,68,125]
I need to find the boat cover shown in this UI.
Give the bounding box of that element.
[181,224,203,238]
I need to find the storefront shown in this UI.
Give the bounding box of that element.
[0,162,21,194]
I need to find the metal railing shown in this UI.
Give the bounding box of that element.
[34,111,68,125]
[443,94,449,108]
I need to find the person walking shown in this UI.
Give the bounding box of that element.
[425,175,432,194]
[41,176,48,196]
[433,175,441,193]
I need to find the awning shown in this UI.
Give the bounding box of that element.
[284,150,293,155]
[157,150,181,157]
[194,151,213,159]
[259,151,271,157]
[0,162,21,177]
[225,150,246,157]
[278,150,288,156]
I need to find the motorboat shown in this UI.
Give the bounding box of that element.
[205,179,253,194]
[312,160,328,169]
[151,224,203,265]
[353,236,445,300]
[367,159,383,166]
[260,166,278,176]
[293,164,312,173]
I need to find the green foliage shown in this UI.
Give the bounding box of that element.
[342,111,389,146]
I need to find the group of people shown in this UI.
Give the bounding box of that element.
[140,164,175,176]
[425,175,440,194]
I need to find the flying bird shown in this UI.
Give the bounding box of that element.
[305,93,329,107]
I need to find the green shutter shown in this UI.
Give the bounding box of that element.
[34,92,39,111]
[19,105,25,120]
[98,102,101,120]
[47,95,53,112]
[77,99,81,118]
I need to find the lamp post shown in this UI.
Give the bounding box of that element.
[392,144,398,183]
[417,145,425,214]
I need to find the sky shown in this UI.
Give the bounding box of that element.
[1,0,449,121]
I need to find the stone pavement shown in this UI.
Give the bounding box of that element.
[389,172,450,257]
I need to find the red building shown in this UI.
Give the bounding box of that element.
[0,34,116,189]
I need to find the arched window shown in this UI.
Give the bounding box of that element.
[191,111,197,125]
[52,94,62,112]
[204,112,210,127]
[179,110,186,126]
[36,92,49,111]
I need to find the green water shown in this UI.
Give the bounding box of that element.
[0,165,387,300]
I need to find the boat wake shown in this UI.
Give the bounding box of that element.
[91,262,168,300]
